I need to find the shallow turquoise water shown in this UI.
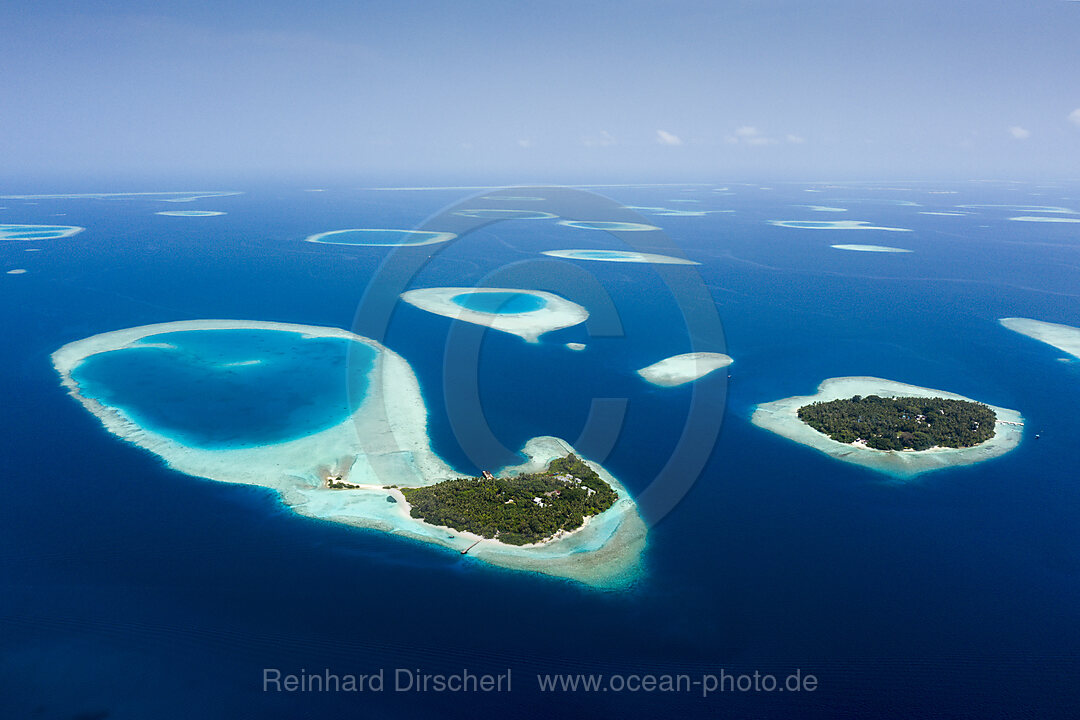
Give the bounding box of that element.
[450,291,547,314]
[5,232,60,239]
[1,224,80,240]
[69,328,376,448]
[574,250,635,259]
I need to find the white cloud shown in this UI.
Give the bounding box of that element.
[517,139,532,148]
[656,129,683,146]
[1009,126,1031,140]
[1069,108,1080,127]
[725,126,800,147]
[582,130,616,147]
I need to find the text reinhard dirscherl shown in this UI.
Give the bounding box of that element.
[263,668,511,694]
[262,668,819,697]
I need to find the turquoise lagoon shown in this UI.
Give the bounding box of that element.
[68,328,375,449]
[304,228,455,246]
[449,291,548,314]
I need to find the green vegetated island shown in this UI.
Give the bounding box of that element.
[752,377,1023,477]
[797,395,996,451]
[399,454,617,545]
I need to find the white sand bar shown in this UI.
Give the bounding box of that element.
[958,204,1076,214]
[542,249,699,265]
[831,244,912,253]
[0,191,242,202]
[156,210,226,217]
[52,320,645,588]
[637,352,733,387]
[751,377,1023,478]
[1000,317,1080,359]
[400,287,588,343]
[1008,216,1080,223]
[624,205,733,217]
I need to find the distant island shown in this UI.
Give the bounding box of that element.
[400,454,617,545]
[797,395,996,451]
[751,377,1024,477]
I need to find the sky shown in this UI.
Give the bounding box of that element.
[2,0,1080,184]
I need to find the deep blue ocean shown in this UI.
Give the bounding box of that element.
[2,182,1079,719]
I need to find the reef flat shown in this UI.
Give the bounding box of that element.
[769,220,912,231]
[830,244,912,253]
[52,320,645,587]
[400,287,588,342]
[542,249,699,265]
[637,352,733,387]
[305,229,456,247]
[1000,317,1080,359]
[1,224,84,241]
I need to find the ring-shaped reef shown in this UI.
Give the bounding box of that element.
[1,224,85,241]
[769,220,912,232]
[541,249,699,265]
[304,229,457,247]
[1008,216,1080,223]
[452,209,557,220]
[400,287,588,342]
[557,220,661,232]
